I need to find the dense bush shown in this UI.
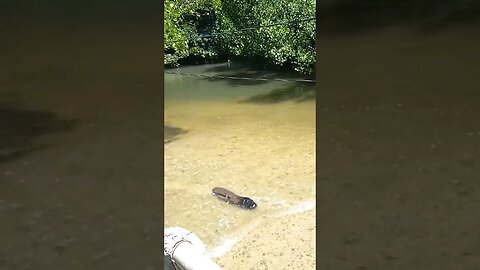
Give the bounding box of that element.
[164,0,221,65]
[164,0,315,75]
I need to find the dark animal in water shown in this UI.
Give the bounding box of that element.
[212,187,257,209]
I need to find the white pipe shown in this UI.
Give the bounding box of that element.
[164,227,222,270]
[171,241,223,270]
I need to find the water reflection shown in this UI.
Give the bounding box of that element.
[240,84,315,104]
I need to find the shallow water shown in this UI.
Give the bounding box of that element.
[164,63,316,255]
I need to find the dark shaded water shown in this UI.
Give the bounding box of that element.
[317,6,480,269]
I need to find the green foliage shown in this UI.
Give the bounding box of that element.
[164,0,220,65]
[164,0,316,75]
[217,0,315,74]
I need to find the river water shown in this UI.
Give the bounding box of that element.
[164,63,316,257]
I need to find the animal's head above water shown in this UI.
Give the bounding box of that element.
[240,197,257,209]
[212,187,257,210]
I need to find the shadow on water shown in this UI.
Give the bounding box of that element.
[204,72,276,86]
[0,105,76,163]
[240,84,315,104]
[203,68,282,87]
[164,125,189,144]
[201,62,314,87]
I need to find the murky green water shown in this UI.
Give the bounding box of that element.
[164,63,316,255]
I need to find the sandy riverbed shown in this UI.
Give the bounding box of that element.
[216,209,315,270]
